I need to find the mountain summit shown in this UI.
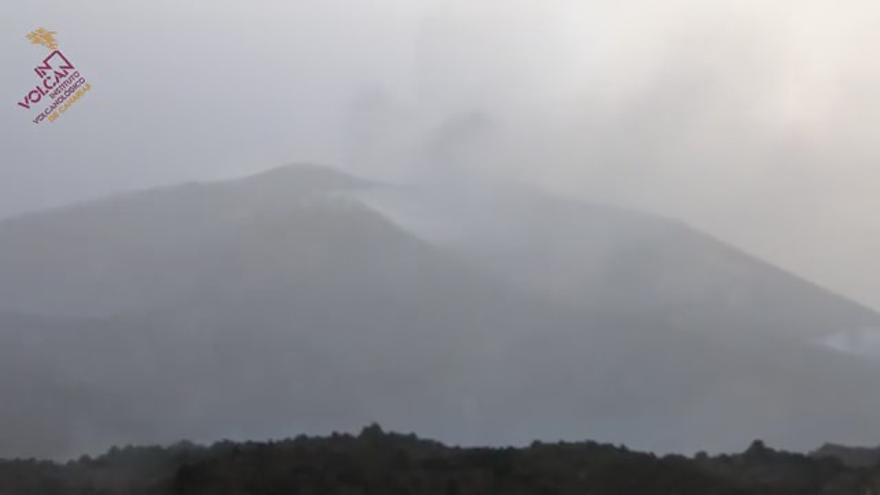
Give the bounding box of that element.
[0,164,878,458]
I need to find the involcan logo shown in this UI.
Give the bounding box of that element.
[16,28,92,125]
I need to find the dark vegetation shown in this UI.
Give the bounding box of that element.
[1,425,879,495]
[812,443,880,469]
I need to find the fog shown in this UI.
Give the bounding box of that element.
[2,2,880,459]
[2,1,879,308]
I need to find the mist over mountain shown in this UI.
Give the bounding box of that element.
[1,164,879,459]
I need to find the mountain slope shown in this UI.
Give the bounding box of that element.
[358,185,880,340]
[1,164,879,459]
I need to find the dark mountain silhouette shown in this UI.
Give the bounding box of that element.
[1,426,879,495]
[0,164,879,459]
[813,443,880,468]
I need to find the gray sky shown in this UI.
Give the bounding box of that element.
[2,0,879,310]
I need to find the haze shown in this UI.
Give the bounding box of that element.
[2,1,878,308]
[3,2,880,460]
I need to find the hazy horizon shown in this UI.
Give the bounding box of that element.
[3,1,880,312]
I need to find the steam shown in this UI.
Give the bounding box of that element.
[1,0,879,308]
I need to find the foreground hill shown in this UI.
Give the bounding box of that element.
[813,443,880,468]
[1,426,879,495]
[1,164,880,458]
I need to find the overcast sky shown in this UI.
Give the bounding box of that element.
[2,0,879,310]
